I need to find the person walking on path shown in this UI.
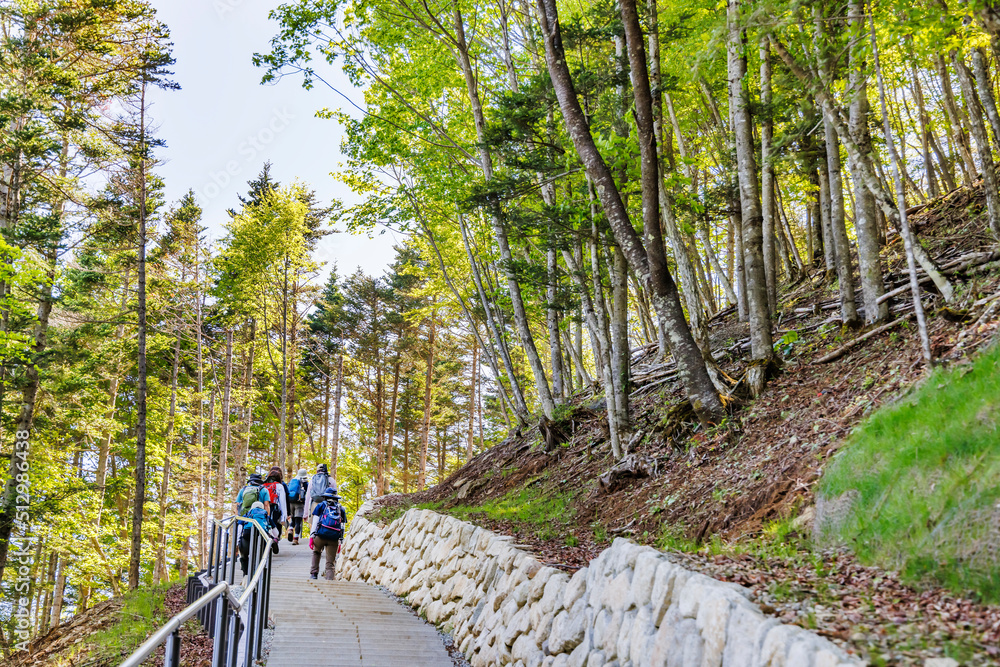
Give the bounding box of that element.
[235,472,272,516]
[305,463,332,521]
[309,486,347,580]
[239,501,272,580]
[286,468,308,545]
[264,467,289,546]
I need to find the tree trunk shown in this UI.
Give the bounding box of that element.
[458,214,529,422]
[235,323,255,487]
[419,313,436,490]
[871,14,933,363]
[129,80,150,590]
[537,0,724,423]
[936,55,979,184]
[728,0,774,362]
[954,50,1000,240]
[848,0,889,323]
[386,358,401,493]
[760,38,778,313]
[770,35,956,302]
[467,336,478,461]
[49,556,66,629]
[154,332,182,585]
[331,354,343,479]
[547,247,564,401]
[454,8,555,419]
[215,330,233,517]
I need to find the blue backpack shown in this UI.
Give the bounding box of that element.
[316,502,344,539]
[288,478,303,503]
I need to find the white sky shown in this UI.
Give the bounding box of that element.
[147,0,401,279]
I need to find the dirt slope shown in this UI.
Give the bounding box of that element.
[371,183,1000,666]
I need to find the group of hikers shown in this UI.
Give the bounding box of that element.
[233,463,348,581]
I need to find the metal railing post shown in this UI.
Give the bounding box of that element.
[211,594,228,667]
[227,604,241,667]
[208,524,217,584]
[229,522,238,585]
[214,524,224,583]
[164,629,181,667]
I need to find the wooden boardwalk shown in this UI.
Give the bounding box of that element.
[266,541,453,667]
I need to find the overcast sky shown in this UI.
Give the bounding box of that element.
[147,0,400,279]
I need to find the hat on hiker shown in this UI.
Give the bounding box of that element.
[248,473,263,484]
[322,487,340,501]
[251,501,264,511]
[297,468,308,480]
[317,464,328,474]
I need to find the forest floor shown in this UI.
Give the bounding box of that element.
[369,184,1000,666]
[9,581,212,667]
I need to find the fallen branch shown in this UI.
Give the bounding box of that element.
[813,314,914,364]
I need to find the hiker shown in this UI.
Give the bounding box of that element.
[309,486,347,580]
[286,468,308,545]
[263,467,289,546]
[305,463,332,521]
[239,501,272,579]
[235,472,272,517]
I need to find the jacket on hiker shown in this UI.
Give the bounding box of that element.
[311,498,347,540]
[242,504,271,535]
[235,480,272,515]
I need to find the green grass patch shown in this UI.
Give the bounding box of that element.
[87,582,174,663]
[425,483,576,540]
[818,343,1000,601]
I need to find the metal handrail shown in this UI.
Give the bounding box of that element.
[119,513,275,667]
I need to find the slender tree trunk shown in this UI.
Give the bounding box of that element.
[760,38,778,313]
[467,337,477,461]
[419,312,436,489]
[911,64,941,198]
[954,50,1000,239]
[971,51,1000,144]
[816,4,860,326]
[49,557,66,629]
[871,15,933,363]
[728,0,774,362]
[537,0,724,423]
[279,258,289,472]
[849,0,889,323]
[235,323,255,487]
[454,8,555,419]
[331,354,343,479]
[770,34,956,302]
[936,55,979,184]
[154,332,182,585]
[129,80,150,590]
[214,330,233,517]
[547,248,565,402]
[386,357,401,492]
[458,214,529,422]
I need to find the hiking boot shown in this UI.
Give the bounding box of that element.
[271,541,279,555]
[309,574,318,580]
[292,538,299,545]
[287,533,293,543]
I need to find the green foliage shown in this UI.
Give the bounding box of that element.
[88,583,173,664]
[819,344,1000,601]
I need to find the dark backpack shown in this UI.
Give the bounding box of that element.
[239,485,261,515]
[287,478,304,503]
[310,473,329,502]
[316,502,344,539]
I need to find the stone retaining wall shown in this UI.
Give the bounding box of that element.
[340,503,861,667]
